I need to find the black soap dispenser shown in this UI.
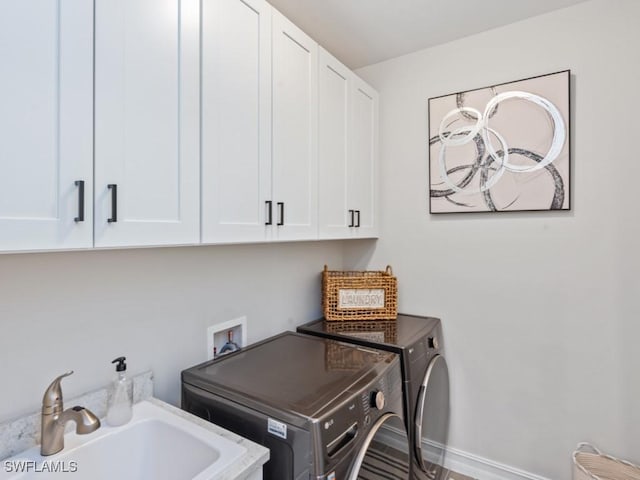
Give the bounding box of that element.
[106,356,133,426]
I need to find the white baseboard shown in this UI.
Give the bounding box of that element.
[423,438,552,480]
[379,426,551,480]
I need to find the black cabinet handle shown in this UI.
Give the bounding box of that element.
[355,210,361,228]
[277,202,284,226]
[74,180,84,222]
[265,200,272,225]
[348,210,354,227]
[107,184,117,223]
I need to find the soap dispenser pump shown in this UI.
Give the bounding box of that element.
[106,356,133,427]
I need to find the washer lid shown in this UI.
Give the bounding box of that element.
[182,332,396,419]
[298,314,441,351]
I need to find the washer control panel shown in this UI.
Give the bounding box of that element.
[361,375,388,416]
[370,390,385,410]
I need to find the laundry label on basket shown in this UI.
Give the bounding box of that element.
[338,289,385,309]
[267,418,287,439]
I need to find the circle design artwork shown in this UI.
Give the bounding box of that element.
[431,87,568,211]
[482,91,566,174]
[438,127,507,194]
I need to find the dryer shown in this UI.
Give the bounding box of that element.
[298,314,449,480]
[182,331,410,479]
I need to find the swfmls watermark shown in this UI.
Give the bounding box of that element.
[3,460,78,473]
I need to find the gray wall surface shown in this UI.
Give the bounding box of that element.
[0,242,350,423]
[354,0,640,477]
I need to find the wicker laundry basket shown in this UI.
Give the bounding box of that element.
[322,265,397,321]
[573,443,640,480]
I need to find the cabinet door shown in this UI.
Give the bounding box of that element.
[271,9,318,241]
[349,76,379,238]
[201,0,272,243]
[0,0,93,252]
[318,48,351,239]
[94,0,200,248]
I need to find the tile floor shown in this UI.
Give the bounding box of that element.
[420,460,476,480]
[362,440,476,480]
[442,470,475,480]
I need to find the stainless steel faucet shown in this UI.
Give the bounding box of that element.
[40,371,101,456]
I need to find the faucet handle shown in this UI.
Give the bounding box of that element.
[42,371,73,415]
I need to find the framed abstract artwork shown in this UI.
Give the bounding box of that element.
[428,70,571,213]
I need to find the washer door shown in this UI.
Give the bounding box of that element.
[348,413,410,480]
[414,354,450,476]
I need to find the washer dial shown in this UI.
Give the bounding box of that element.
[370,390,385,410]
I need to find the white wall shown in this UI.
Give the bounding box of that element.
[0,241,352,423]
[354,0,640,478]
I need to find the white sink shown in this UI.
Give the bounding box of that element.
[1,400,246,480]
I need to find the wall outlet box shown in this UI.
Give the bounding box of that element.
[207,316,248,361]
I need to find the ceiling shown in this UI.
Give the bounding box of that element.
[267,0,590,69]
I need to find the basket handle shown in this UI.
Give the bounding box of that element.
[385,265,393,275]
[324,265,329,272]
[575,443,602,455]
[572,443,603,480]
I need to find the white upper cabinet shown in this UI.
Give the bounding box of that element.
[1,0,377,253]
[0,0,93,252]
[94,0,200,248]
[318,47,351,239]
[201,0,272,243]
[271,9,318,241]
[349,76,379,238]
[318,48,379,239]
